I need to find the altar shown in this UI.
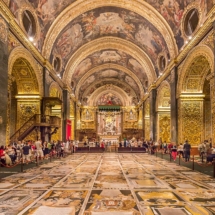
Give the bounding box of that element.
[99,135,120,144]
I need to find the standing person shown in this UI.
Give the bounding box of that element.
[183,140,191,162]
[22,142,31,164]
[177,143,184,158]
[43,141,49,159]
[75,140,79,151]
[69,140,74,153]
[101,141,105,150]
[168,142,173,154]
[56,141,61,157]
[47,141,52,154]
[205,140,210,156]
[162,141,168,154]
[35,139,44,161]
[171,144,177,161]
[198,142,205,157]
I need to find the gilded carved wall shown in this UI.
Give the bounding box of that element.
[17,101,40,129]
[210,78,215,143]
[178,100,203,145]
[49,84,62,140]
[144,99,150,140]
[156,81,171,142]
[138,106,143,129]
[158,114,171,143]
[70,100,75,140]
[80,107,96,130]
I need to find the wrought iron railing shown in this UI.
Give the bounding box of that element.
[10,114,61,141]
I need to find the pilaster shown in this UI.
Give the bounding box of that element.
[62,89,70,141]
[0,17,8,145]
[149,89,157,141]
[170,67,178,143]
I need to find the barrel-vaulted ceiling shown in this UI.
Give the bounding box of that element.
[9,0,213,104]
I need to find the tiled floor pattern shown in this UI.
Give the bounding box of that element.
[0,154,215,214]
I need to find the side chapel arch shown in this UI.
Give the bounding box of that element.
[177,45,214,145]
[8,47,42,140]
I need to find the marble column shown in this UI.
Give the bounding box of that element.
[170,67,178,143]
[41,68,51,142]
[0,17,8,145]
[149,89,157,141]
[62,89,70,141]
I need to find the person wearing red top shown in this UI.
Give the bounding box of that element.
[0,146,6,165]
[101,142,104,150]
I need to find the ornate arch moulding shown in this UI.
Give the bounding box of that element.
[81,78,138,101]
[49,82,63,100]
[0,2,65,90]
[145,8,215,94]
[156,80,171,112]
[0,2,46,66]
[42,0,177,60]
[8,46,43,96]
[64,37,156,86]
[177,45,214,98]
[88,85,130,107]
[75,63,145,98]
[175,10,215,68]
[179,93,205,101]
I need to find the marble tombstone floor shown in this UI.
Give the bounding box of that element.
[0,154,215,214]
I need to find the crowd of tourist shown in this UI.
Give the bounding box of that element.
[0,139,75,166]
[0,138,215,166]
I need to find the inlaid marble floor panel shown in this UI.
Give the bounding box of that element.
[0,153,214,214]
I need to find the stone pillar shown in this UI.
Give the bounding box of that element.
[170,67,178,143]
[143,98,150,140]
[0,17,8,145]
[149,89,157,141]
[212,22,215,144]
[62,89,70,141]
[41,68,51,142]
[43,68,50,97]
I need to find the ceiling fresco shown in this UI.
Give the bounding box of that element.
[96,92,122,106]
[70,49,148,91]
[50,7,169,73]
[7,0,214,102]
[80,79,139,106]
[9,0,213,53]
[144,0,212,48]
[78,70,140,99]
[9,0,76,50]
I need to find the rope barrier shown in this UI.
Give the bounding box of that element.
[0,160,21,168]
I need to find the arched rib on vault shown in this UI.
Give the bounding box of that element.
[88,86,130,106]
[177,45,214,97]
[75,63,145,98]
[8,46,43,96]
[81,78,138,101]
[42,0,178,60]
[63,37,156,86]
